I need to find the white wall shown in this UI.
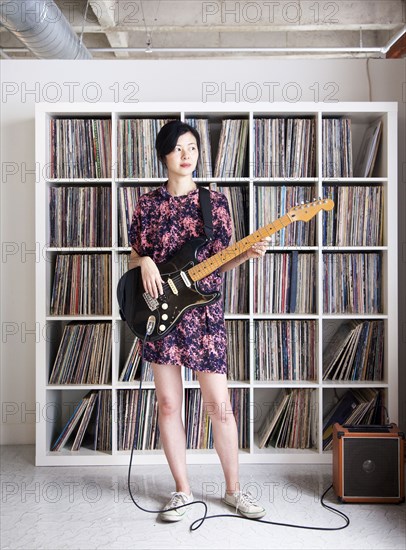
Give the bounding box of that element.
[1,58,405,444]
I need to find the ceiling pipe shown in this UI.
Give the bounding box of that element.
[86,47,384,54]
[2,23,405,58]
[0,0,92,59]
[381,25,406,53]
[1,46,384,55]
[0,47,10,58]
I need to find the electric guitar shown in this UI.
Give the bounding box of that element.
[117,198,334,341]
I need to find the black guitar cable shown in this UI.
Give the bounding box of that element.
[127,319,350,532]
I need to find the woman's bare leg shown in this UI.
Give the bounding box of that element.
[152,362,190,494]
[196,371,240,493]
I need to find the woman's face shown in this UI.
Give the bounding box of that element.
[165,131,199,177]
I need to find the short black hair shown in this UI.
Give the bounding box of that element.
[155,120,200,164]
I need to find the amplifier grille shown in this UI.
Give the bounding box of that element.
[343,437,399,498]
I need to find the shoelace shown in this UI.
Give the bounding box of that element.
[165,491,190,510]
[233,491,257,513]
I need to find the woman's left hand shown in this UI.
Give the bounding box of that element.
[246,237,270,259]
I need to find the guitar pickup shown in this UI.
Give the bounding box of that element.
[167,277,178,295]
[143,292,159,311]
[180,271,192,288]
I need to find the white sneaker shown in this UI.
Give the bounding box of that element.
[222,491,266,519]
[159,491,194,522]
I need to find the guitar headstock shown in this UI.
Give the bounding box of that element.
[287,198,334,222]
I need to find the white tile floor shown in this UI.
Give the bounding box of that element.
[1,446,405,550]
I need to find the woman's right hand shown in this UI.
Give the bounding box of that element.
[139,257,165,299]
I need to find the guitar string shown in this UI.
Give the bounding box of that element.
[158,207,324,289]
[188,222,286,280]
[155,216,291,294]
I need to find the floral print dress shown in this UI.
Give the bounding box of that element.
[128,183,233,374]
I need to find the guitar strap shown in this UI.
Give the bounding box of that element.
[198,186,214,241]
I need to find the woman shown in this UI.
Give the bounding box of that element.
[128,120,269,522]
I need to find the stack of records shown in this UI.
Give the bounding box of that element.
[50,118,112,179]
[258,389,317,449]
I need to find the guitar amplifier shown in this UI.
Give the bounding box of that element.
[332,423,405,503]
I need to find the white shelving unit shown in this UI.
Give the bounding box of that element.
[35,102,398,466]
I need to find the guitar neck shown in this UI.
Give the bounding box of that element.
[188,213,292,282]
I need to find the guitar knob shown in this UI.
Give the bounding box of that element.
[162,314,168,321]
[162,303,169,310]
[159,324,166,331]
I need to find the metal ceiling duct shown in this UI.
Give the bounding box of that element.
[0,0,92,59]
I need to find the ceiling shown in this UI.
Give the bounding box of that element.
[1,0,405,59]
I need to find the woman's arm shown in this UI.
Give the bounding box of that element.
[219,238,270,274]
[129,248,164,299]
[128,247,147,270]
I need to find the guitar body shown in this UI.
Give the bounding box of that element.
[117,237,221,342]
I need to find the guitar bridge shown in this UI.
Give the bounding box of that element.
[143,292,159,311]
